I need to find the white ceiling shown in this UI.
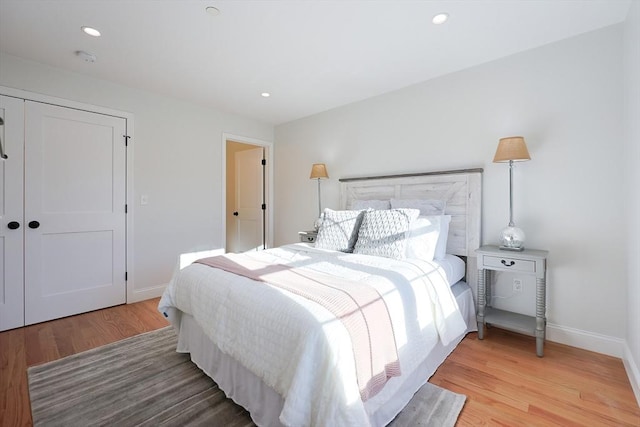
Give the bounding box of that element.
[0,0,632,125]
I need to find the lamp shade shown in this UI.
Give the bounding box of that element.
[493,136,531,163]
[310,163,329,179]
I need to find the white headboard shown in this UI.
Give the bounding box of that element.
[339,169,483,258]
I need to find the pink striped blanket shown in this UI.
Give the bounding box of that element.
[195,253,401,401]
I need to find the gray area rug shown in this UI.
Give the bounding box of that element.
[28,327,465,426]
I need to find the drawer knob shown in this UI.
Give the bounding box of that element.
[501,259,515,267]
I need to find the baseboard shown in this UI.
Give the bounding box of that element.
[622,343,640,406]
[546,323,625,358]
[538,324,640,404]
[127,283,167,303]
[125,249,224,304]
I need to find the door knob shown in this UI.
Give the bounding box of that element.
[28,220,40,229]
[7,221,20,230]
[233,212,239,216]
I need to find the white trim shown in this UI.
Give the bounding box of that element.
[623,343,640,406]
[128,283,167,303]
[0,85,137,304]
[501,322,640,405]
[546,323,625,357]
[125,119,136,304]
[0,85,133,119]
[546,324,640,404]
[222,133,274,250]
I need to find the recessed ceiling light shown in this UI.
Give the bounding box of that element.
[432,13,449,25]
[261,92,271,98]
[206,6,221,16]
[81,26,101,37]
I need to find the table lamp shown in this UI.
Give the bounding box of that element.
[310,163,329,230]
[493,136,531,251]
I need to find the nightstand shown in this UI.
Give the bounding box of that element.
[298,230,318,243]
[475,245,549,357]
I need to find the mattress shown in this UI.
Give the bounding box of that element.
[294,243,466,287]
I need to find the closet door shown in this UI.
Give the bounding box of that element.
[24,101,127,325]
[0,95,25,331]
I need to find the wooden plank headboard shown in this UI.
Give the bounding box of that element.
[339,168,483,258]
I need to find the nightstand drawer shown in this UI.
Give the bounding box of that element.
[298,231,317,243]
[482,255,535,273]
[301,234,316,243]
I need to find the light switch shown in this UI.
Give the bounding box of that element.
[140,194,149,205]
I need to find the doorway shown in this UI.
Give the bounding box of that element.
[224,135,273,253]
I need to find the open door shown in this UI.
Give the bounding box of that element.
[235,147,264,252]
[225,139,270,253]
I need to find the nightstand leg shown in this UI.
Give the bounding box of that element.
[535,277,546,357]
[477,268,486,339]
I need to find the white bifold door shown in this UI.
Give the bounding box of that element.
[0,96,25,330]
[0,96,127,330]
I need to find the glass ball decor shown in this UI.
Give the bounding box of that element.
[500,225,525,251]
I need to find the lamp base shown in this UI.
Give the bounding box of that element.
[499,225,525,251]
[499,245,525,252]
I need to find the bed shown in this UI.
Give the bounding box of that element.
[159,168,482,427]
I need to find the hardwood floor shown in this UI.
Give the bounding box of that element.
[431,328,640,426]
[1,299,638,426]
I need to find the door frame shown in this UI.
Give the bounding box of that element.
[222,133,274,251]
[0,85,136,303]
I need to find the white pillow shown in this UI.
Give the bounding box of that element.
[405,215,452,261]
[439,254,466,286]
[353,208,420,259]
[351,199,390,210]
[434,215,452,260]
[315,208,364,252]
[405,216,440,261]
[390,198,446,216]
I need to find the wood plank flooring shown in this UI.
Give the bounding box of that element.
[431,328,640,426]
[1,298,638,426]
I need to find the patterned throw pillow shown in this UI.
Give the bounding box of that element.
[353,208,420,259]
[315,209,365,252]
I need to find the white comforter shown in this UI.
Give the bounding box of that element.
[158,244,467,427]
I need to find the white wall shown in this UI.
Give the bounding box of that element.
[0,52,274,301]
[623,0,640,403]
[275,25,627,355]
